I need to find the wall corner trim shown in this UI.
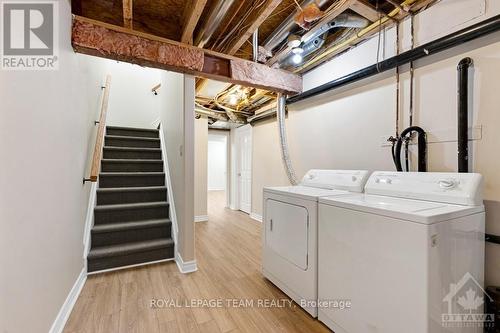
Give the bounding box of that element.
[175,252,198,274]
[194,215,209,223]
[250,212,263,223]
[48,268,87,333]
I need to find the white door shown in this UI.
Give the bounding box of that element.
[236,125,252,213]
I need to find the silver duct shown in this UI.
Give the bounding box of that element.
[195,0,235,48]
[263,0,330,52]
[276,94,299,185]
[302,13,369,44]
[281,36,325,67]
[252,29,259,62]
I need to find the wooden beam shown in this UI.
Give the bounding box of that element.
[181,0,208,44]
[226,0,282,55]
[72,16,302,94]
[350,0,381,22]
[123,0,132,29]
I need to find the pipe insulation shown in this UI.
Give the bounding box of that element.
[277,94,299,185]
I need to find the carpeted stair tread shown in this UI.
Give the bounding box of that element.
[88,238,174,259]
[106,126,159,133]
[97,186,167,193]
[102,159,163,163]
[94,201,168,212]
[99,172,165,176]
[103,146,161,152]
[105,135,160,142]
[92,218,171,233]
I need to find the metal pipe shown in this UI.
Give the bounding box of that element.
[195,0,235,48]
[277,94,299,185]
[253,29,259,62]
[195,108,229,121]
[302,13,370,44]
[287,14,500,105]
[262,0,330,52]
[458,57,473,173]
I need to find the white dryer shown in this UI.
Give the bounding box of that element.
[262,169,370,317]
[318,171,485,333]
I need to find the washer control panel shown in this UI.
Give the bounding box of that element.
[365,171,483,206]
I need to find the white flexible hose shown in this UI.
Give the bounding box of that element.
[277,94,299,185]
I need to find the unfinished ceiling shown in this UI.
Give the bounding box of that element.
[72,0,437,126]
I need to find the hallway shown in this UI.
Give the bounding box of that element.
[63,191,329,332]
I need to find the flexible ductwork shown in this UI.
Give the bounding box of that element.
[276,94,299,185]
[263,0,330,52]
[302,13,369,44]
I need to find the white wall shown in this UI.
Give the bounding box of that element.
[195,117,208,218]
[252,0,500,286]
[0,2,109,332]
[208,133,228,191]
[159,72,196,262]
[104,61,163,128]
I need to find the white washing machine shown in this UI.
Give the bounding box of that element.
[318,171,485,333]
[262,169,370,317]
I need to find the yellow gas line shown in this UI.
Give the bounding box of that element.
[294,0,420,73]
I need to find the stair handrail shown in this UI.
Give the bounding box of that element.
[84,75,111,183]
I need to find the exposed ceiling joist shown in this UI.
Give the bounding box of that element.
[123,0,133,29]
[350,0,382,22]
[181,0,208,44]
[226,0,283,55]
[72,16,302,94]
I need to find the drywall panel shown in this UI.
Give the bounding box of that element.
[208,133,228,191]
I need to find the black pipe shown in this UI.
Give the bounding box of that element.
[287,14,500,105]
[394,126,427,172]
[486,233,500,245]
[458,57,473,173]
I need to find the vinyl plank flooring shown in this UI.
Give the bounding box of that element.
[63,191,330,333]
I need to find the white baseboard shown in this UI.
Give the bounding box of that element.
[83,181,98,267]
[250,212,262,223]
[49,268,87,333]
[194,215,208,223]
[175,252,197,274]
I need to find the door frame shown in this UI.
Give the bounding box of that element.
[231,124,252,212]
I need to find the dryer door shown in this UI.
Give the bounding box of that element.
[265,199,309,270]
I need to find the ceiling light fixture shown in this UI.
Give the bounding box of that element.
[292,53,303,65]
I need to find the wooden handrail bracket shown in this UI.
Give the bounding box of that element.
[87,75,111,183]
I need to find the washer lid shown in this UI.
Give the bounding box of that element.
[319,193,484,224]
[264,185,350,201]
[365,171,484,206]
[300,169,370,192]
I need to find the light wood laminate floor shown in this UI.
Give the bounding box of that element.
[64,191,330,333]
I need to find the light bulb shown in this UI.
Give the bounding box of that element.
[292,53,303,65]
[228,94,238,105]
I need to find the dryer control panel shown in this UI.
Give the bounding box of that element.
[300,170,370,192]
[365,171,484,206]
